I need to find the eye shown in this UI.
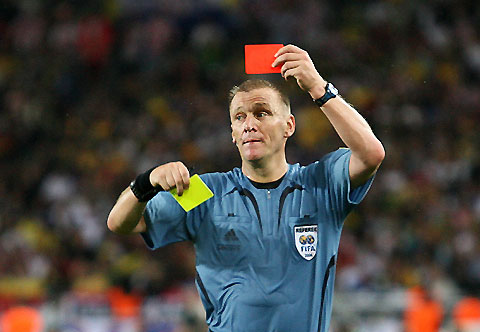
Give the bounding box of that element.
[256,111,269,118]
[235,114,245,121]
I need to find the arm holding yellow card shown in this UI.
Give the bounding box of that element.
[107,161,191,234]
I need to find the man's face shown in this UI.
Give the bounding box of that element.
[230,87,295,163]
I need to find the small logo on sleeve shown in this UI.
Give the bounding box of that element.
[294,225,317,260]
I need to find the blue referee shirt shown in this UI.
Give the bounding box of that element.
[141,148,375,332]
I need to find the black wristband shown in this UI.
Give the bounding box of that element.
[130,167,162,202]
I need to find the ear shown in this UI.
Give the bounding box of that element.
[284,114,295,138]
[231,125,236,144]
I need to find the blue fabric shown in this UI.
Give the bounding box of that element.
[142,148,375,332]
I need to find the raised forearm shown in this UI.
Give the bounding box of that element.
[107,187,146,234]
[320,96,383,166]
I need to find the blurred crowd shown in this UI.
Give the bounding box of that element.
[1,0,480,331]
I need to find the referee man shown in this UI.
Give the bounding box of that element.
[107,44,385,332]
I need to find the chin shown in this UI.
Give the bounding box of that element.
[246,155,263,162]
[241,150,264,162]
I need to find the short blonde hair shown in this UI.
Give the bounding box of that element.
[229,79,291,113]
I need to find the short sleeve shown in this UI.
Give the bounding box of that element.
[141,191,190,250]
[305,148,374,228]
[326,148,375,221]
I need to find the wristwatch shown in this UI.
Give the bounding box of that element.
[314,82,338,107]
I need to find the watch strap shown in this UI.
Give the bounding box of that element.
[314,82,338,107]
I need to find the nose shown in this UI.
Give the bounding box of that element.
[244,114,258,132]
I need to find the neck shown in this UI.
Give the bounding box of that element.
[241,153,289,183]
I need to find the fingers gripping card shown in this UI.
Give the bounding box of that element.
[169,174,214,212]
[245,44,283,74]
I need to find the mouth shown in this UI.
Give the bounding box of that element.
[243,139,262,145]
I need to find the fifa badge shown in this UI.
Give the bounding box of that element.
[294,225,318,260]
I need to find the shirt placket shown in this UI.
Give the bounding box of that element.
[263,188,279,237]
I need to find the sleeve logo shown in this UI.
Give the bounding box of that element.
[294,225,317,260]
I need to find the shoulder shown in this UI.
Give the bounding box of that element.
[309,148,351,173]
[199,168,243,195]
[290,148,350,174]
[288,148,351,186]
[320,147,351,164]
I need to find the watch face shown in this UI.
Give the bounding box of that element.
[328,83,338,95]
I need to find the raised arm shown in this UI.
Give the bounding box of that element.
[272,45,385,188]
[107,161,190,234]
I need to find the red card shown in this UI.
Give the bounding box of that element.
[245,44,283,74]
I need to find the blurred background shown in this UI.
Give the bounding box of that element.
[1,0,480,331]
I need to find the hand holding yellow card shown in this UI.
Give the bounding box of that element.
[169,174,214,212]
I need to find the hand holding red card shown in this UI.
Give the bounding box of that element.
[245,44,284,74]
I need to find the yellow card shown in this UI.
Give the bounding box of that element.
[169,174,214,212]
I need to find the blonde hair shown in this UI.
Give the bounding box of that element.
[229,79,291,114]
